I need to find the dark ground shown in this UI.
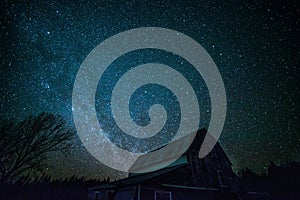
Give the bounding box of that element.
[1,162,300,200]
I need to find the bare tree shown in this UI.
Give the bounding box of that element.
[0,112,74,183]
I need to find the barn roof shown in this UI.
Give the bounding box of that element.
[89,163,188,191]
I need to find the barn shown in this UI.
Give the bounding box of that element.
[88,129,268,200]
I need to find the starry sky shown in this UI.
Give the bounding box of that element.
[1,0,299,179]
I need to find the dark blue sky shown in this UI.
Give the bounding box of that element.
[1,0,299,179]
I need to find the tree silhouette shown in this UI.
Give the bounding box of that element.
[0,112,74,183]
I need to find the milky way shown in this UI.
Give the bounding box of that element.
[1,0,299,179]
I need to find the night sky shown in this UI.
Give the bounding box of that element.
[1,0,299,180]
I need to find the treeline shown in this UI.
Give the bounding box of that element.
[5,173,110,186]
[239,161,300,200]
[0,174,110,200]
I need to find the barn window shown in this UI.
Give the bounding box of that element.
[217,170,227,187]
[93,192,99,200]
[155,190,172,200]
